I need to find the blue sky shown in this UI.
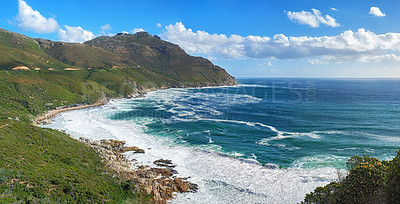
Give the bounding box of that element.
[1,0,400,78]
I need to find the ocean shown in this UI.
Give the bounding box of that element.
[43,78,400,203]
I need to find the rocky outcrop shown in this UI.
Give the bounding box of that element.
[79,137,197,203]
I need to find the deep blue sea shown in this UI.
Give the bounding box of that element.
[45,78,400,203]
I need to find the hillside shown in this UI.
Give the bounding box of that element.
[36,38,137,69]
[0,28,237,202]
[0,28,237,86]
[0,28,68,70]
[84,32,235,86]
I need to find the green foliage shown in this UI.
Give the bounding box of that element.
[386,150,400,203]
[0,120,141,203]
[303,182,340,204]
[0,29,68,70]
[0,28,237,88]
[302,150,400,204]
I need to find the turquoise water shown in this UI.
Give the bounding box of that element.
[109,78,400,169]
[44,78,400,203]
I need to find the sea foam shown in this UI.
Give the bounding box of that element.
[43,100,338,204]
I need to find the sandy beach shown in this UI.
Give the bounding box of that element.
[34,100,108,124]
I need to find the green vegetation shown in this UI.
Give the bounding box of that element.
[302,149,400,204]
[0,120,150,203]
[0,68,173,202]
[84,32,236,85]
[0,28,237,87]
[0,28,236,202]
[0,29,68,70]
[0,68,188,123]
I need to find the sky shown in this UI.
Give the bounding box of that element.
[1,0,400,78]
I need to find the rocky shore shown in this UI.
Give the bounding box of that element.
[79,138,198,203]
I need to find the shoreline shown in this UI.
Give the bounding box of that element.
[43,98,339,203]
[33,84,239,125]
[33,85,237,203]
[34,99,109,124]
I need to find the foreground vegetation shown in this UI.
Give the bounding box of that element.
[0,120,152,203]
[0,68,173,202]
[302,149,400,204]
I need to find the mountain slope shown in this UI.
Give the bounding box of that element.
[0,28,68,70]
[36,38,137,69]
[84,32,237,86]
[0,28,237,86]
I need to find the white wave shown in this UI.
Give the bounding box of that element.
[292,154,349,169]
[363,132,400,143]
[197,118,323,144]
[329,147,358,152]
[231,151,244,157]
[239,84,316,91]
[43,102,338,204]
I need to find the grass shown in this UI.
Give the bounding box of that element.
[0,120,151,203]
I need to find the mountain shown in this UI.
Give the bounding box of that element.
[84,32,237,86]
[0,28,237,86]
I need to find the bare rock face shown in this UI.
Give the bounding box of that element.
[79,137,197,203]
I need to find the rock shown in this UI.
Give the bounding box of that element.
[78,137,197,203]
[154,159,176,168]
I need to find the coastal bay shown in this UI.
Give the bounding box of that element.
[43,78,400,203]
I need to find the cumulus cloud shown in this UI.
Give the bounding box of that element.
[100,24,112,31]
[157,23,162,28]
[369,7,386,17]
[330,7,338,11]
[286,9,340,28]
[58,25,95,43]
[161,22,400,63]
[16,0,59,33]
[132,28,145,34]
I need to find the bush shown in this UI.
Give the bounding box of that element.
[302,149,400,204]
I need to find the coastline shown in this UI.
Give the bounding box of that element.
[33,85,237,203]
[33,83,240,125]
[34,99,109,124]
[33,93,199,203]
[40,84,341,203]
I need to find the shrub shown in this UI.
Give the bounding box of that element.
[302,149,400,204]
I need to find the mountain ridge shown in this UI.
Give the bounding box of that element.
[0,28,237,86]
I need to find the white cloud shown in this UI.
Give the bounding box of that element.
[58,25,95,43]
[308,59,329,65]
[100,24,112,31]
[259,62,273,66]
[369,7,386,17]
[330,7,338,11]
[16,0,59,33]
[161,22,400,63]
[157,23,162,28]
[286,9,340,28]
[131,28,145,34]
